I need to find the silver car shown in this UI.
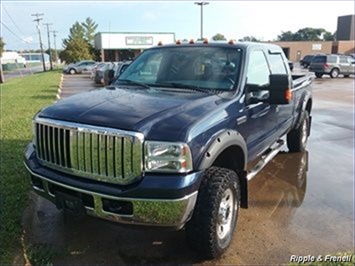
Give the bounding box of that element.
[309,54,355,78]
[63,60,96,74]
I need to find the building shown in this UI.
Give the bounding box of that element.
[94,32,175,61]
[337,15,354,40]
[21,53,50,63]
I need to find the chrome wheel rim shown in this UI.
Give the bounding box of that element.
[332,70,338,78]
[217,188,235,239]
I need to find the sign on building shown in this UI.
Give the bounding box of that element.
[312,44,322,50]
[126,36,153,45]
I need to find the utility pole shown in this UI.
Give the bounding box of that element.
[51,30,58,68]
[43,23,53,70]
[194,2,209,40]
[31,13,46,71]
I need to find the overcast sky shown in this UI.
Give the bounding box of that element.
[1,0,354,51]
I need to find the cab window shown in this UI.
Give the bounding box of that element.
[247,50,270,86]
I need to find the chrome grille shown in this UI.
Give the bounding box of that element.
[34,118,144,185]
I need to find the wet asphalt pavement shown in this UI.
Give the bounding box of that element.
[22,69,354,265]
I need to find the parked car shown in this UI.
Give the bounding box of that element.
[25,42,312,259]
[94,62,115,84]
[63,60,96,74]
[309,54,355,78]
[90,62,106,79]
[299,55,314,68]
[104,61,131,85]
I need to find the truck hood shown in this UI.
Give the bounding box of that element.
[39,87,231,141]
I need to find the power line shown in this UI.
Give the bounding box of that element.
[31,13,46,72]
[0,21,34,44]
[2,5,26,36]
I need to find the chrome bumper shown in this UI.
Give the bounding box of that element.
[25,163,198,229]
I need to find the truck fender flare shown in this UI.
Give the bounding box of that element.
[294,94,312,129]
[197,129,248,171]
[197,129,249,208]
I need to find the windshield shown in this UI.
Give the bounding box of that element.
[115,46,243,91]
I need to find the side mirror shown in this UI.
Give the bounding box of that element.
[246,74,292,105]
[267,74,292,105]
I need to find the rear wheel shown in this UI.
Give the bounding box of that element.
[344,75,350,78]
[315,73,323,78]
[330,68,339,78]
[186,167,240,259]
[287,111,310,152]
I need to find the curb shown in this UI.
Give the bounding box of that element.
[56,74,64,100]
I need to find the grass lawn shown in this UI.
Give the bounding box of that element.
[0,70,61,264]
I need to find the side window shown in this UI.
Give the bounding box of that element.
[328,55,337,63]
[268,54,287,74]
[347,56,355,63]
[247,50,270,86]
[340,56,347,63]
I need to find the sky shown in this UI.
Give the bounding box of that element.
[1,0,354,51]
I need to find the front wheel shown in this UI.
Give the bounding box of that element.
[330,68,339,78]
[287,111,310,152]
[69,68,76,75]
[186,167,240,259]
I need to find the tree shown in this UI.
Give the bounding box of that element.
[277,31,296,41]
[323,31,336,41]
[63,22,85,46]
[238,36,260,42]
[60,38,93,63]
[82,17,98,44]
[212,33,226,41]
[61,18,98,63]
[0,37,5,83]
[277,28,335,41]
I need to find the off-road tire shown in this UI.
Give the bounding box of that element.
[69,68,76,75]
[287,111,310,152]
[330,68,339,78]
[186,166,240,259]
[315,73,323,78]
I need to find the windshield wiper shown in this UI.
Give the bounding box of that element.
[116,79,150,89]
[153,82,211,93]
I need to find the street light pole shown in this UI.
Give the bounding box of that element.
[194,2,209,40]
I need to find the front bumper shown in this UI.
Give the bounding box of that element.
[24,144,202,229]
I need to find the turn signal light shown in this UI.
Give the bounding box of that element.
[285,89,292,101]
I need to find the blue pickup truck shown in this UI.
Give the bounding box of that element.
[24,41,312,258]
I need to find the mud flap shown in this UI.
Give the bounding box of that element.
[240,171,248,208]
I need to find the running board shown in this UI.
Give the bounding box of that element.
[246,139,284,181]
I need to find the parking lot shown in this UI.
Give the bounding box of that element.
[22,67,354,264]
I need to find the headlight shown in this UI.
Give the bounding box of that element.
[144,141,193,173]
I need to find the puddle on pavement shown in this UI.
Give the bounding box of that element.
[23,148,353,264]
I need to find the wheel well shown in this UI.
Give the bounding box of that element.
[211,145,248,208]
[305,99,312,115]
[212,145,245,174]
